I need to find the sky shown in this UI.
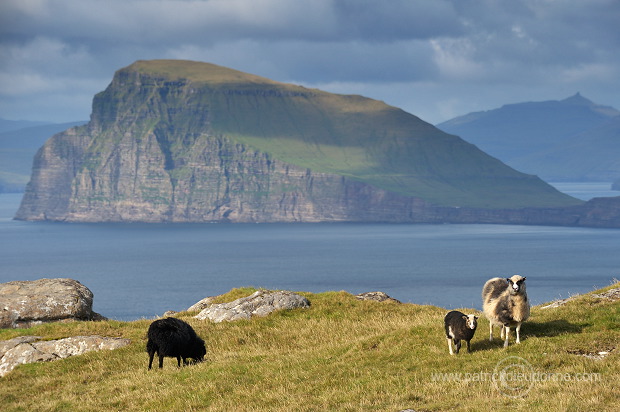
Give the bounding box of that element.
[1,0,619,125]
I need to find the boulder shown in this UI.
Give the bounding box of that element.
[187,296,220,312]
[355,291,401,304]
[0,336,42,359]
[0,335,130,377]
[195,290,310,323]
[162,310,179,317]
[0,278,105,328]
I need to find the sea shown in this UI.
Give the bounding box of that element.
[1,182,619,321]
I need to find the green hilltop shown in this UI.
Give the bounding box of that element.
[118,60,579,209]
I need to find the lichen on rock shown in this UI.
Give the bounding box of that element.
[0,335,130,377]
[0,278,106,328]
[194,290,310,323]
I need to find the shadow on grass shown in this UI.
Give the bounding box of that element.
[466,319,585,353]
[523,319,584,337]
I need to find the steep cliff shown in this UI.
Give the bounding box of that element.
[16,60,582,223]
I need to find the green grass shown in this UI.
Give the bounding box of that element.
[1,283,618,411]
[129,60,283,87]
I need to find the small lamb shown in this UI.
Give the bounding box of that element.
[444,310,478,355]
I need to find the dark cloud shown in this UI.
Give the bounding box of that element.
[0,0,618,124]
[332,0,464,41]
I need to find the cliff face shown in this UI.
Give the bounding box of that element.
[16,128,442,223]
[575,197,620,228]
[16,60,585,224]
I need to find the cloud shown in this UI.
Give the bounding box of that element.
[0,0,619,124]
[2,0,463,45]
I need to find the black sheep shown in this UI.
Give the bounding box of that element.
[444,310,478,355]
[146,317,206,369]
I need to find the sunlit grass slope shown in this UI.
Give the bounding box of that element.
[124,60,580,209]
[1,283,618,411]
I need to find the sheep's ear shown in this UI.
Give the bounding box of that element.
[522,277,526,281]
[474,316,479,320]
[462,315,468,321]
[506,278,512,283]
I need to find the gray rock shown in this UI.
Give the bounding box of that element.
[0,335,130,377]
[541,286,620,309]
[591,287,620,301]
[355,291,401,303]
[162,310,178,317]
[0,278,105,328]
[540,297,575,309]
[195,290,310,323]
[0,336,42,358]
[187,296,220,312]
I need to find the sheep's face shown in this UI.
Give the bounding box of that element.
[190,340,207,363]
[463,314,478,330]
[507,275,527,294]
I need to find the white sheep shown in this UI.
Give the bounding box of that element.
[482,275,530,348]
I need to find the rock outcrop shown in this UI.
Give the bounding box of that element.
[541,286,620,309]
[0,278,105,328]
[16,59,588,225]
[0,335,130,377]
[187,296,221,313]
[355,291,401,303]
[194,290,310,323]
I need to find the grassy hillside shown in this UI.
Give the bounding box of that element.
[117,60,580,209]
[1,283,618,411]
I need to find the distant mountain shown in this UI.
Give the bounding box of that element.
[16,59,580,223]
[516,115,620,182]
[0,118,50,134]
[436,93,620,182]
[0,121,86,192]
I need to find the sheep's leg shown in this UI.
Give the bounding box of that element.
[466,340,472,353]
[158,355,164,369]
[447,337,454,355]
[455,339,461,354]
[500,325,505,339]
[176,356,182,367]
[516,323,522,344]
[489,322,494,341]
[503,326,511,348]
[148,351,155,370]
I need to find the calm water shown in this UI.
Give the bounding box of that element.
[1,190,619,321]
